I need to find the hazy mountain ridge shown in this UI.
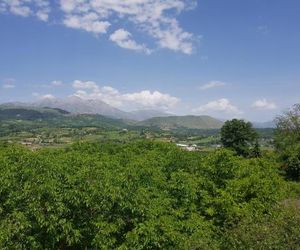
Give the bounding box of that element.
[3,97,171,121]
[0,106,69,120]
[0,105,129,131]
[138,115,224,130]
[0,98,275,130]
[0,104,224,131]
[252,121,276,128]
[34,96,130,120]
[129,109,172,121]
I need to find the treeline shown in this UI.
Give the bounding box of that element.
[0,140,299,249]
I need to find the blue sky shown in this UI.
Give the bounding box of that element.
[0,0,299,121]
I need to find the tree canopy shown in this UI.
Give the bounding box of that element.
[0,140,298,249]
[220,119,259,157]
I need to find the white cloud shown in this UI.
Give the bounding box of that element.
[41,94,55,99]
[51,80,63,86]
[0,3,6,12]
[71,80,179,110]
[110,29,151,54]
[2,78,16,89]
[63,13,110,34]
[193,98,243,115]
[2,84,15,89]
[147,18,195,54]
[0,0,197,54]
[123,90,179,109]
[252,98,277,110]
[73,80,99,90]
[59,0,196,54]
[199,81,226,90]
[36,10,49,21]
[0,0,50,21]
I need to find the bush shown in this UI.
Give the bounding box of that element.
[0,141,291,249]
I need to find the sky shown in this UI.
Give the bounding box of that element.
[0,0,299,121]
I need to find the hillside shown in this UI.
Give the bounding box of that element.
[0,106,69,120]
[129,109,172,121]
[2,97,173,121]
[0,106,128,135]
[138,115,223,130]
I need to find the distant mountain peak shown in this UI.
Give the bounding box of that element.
[0,98,225,127]
[32,96,128,119]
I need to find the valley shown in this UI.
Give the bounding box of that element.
[0,104,274,150]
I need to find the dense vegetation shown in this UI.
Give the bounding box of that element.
[0,104,299,248]
[0,140,299,249]
[0,106,274,150]
[275,104,300,181]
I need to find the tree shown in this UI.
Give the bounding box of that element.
[275,103,300,150]
[275,104,300,181]
[221,119,259,157]
[251,140,261,158]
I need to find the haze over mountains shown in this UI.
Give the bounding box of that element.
[0,96,274,129]
[35,96,128,119]
[139,116,224,130]
[2,96,171,121]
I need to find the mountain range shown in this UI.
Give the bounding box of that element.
[0,96,275,129]
[3,96,170,121]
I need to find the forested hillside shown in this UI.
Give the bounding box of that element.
[0,106,128,136]
[138,115,224,130]
[0,140,299,249]
[0,106,69,120]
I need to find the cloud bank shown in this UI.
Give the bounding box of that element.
[60,0,196,54]
[71,80,179,111]
[193,98,243,116]
[0,0,50,21]
[252,98,277,110]
[0,0,197,54]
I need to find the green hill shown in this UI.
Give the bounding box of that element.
[0,106,128,135]
[137,115,223,130]
[0,106,69,120]
[0,106,224,134]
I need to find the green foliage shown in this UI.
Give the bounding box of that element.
[0,140,292,249]
[223,204,300,249]
[221,119,259,157]
[251,140,261,158]
[280,142,300,181]
[275,104,300,150]
[275,104,300,181]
